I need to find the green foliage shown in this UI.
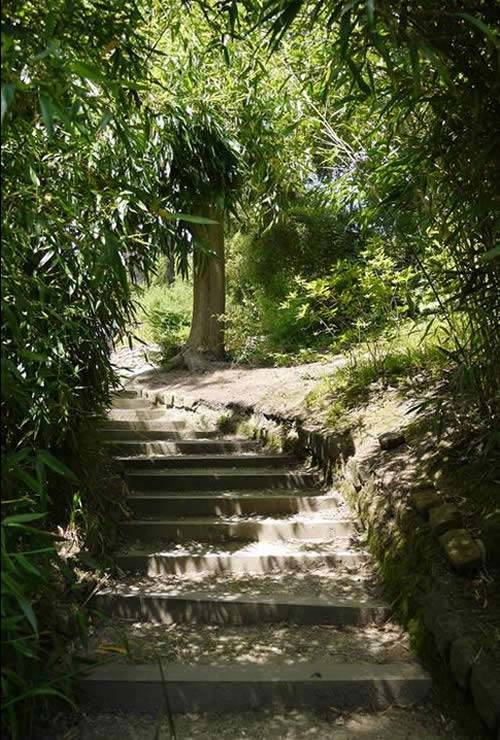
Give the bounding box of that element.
[305,320,456,427]
[1,1,167,735]
[228,204,359,301]
[226,207,422,363]
[201,0,500,418]
[225,204,361,360]
[1,450,83,739]
[166,105,243,213]
[280,238,419,346]
[150,0,319,226]
[148,307,190,362]
[134,279,192,362]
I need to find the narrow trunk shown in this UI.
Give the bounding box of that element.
[166,253,175,286]
[188,205,225,360]
[164,204,225,372]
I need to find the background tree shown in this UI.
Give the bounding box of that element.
[143,1,318,367]
[159,107,242,368]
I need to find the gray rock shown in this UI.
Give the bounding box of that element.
[429,504,462,537]
[378,431,406,450]
[412,488,441,517]
[432,612,464,658]
[470,657,500,731]
[450,635,480,691]
[439,529,483,574]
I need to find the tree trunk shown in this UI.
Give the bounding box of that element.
[166,253,175,285]
[167,204,225,371]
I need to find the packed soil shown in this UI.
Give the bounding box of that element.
[88,619,413,666]
[53,705,462,739]
[117,344,346,421]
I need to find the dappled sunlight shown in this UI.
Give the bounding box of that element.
[119,515,356,546]
[89,617,411,666]
[103,562,380,603]
[105,437,258,456]
[103,419,188,431]
[86,388,435,731]
[125,467,320,493]
[95,586,389,627]
[117,543,368,578]
[106,407,167,421]
[116,451,298,469]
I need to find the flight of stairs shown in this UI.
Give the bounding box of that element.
[81,387,431,718]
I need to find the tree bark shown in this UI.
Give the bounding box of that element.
[166,204,225,371]
[166,253,175,285]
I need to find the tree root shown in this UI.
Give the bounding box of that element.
[164,345,218,373]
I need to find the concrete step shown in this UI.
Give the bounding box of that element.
[106,408,168,422]
[126,492,342,517]
[100,419,189,431]
[125,468,320,492]
[119,517,355,543]
[98,565,381,606]
[100,429,222,442]
[104,439,260,455]
[88,607,410,665]
[111,388,140,400]
[81,661,431,713]
[111,397,152,410]
[117,453,297,469]
[93,589,389,626]
[116,545,368,575]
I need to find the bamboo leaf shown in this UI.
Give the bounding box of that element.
[1,83,16,123]
[457,12,499,44]
[38,93,54,136]
[37,450,77,480]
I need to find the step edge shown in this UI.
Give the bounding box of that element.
[81,660,431,683]
[126,470,319,477]
[127,493,338,498]
[116,548,369,558]
[118,518,354,525]
[94,591,388,610]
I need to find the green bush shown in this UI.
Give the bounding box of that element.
[134,279,192,361]
[226,212,423,363]
[279,238,420,347]
[228,204,360,303]
[1,2,159,734]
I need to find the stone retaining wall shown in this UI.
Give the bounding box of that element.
[343,458,499,736]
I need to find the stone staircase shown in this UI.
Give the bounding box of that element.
[81,387,432,720]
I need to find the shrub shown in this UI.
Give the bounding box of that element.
[279,237,420,348]
[226,217,423,363]
[228,203,361,303]
[134,279,192,361]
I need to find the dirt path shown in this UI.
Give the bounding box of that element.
[116,345,346,421]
